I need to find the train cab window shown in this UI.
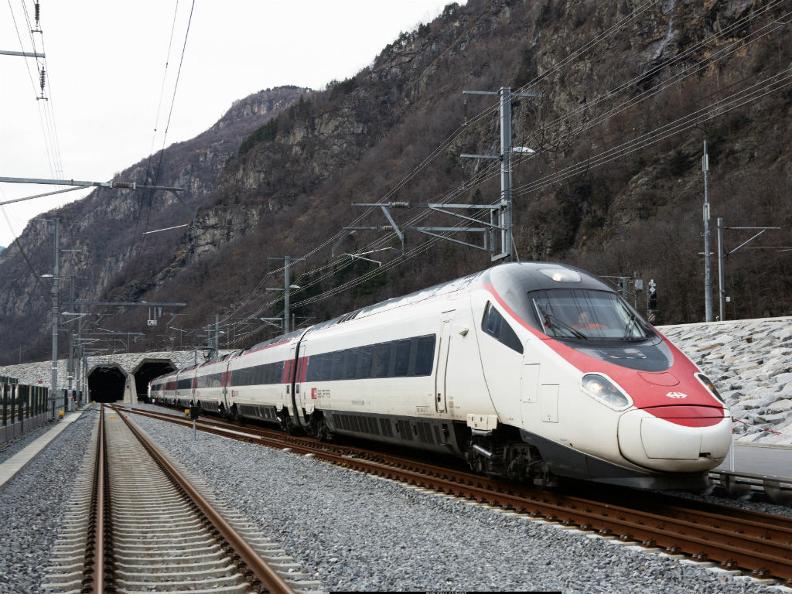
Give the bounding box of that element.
[530,289,651,341]
[482,302,524,354]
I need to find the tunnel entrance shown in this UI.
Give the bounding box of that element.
[133,360,175,402]
[88,366,126,403]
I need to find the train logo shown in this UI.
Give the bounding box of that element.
[665,392,688,399]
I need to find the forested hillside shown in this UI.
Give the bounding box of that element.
[1,0,790,363]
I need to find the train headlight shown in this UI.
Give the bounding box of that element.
[696,373,726,405]
[581,374,632,411]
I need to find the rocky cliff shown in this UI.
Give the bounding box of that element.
[1,0,790,362]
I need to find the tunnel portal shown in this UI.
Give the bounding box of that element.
[88,366,126,403]
[133,360,175,402]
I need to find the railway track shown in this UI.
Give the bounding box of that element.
[42,405,323,593]
[120,403,792,586]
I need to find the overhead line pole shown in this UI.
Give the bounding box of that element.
[284,256,291,335]
[702,140,713,322]
[462,87,540,262]
[49,219,59,419]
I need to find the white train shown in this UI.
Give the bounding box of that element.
[150,263,732,489]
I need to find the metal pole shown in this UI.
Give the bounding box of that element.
[215,314,220,351]
[499,87,513,262]
[50,219,59,419]
[702,140,713,322]
[283,256,291,334]
[717,217,726,321]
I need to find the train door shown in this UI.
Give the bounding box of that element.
[474,296,524,426]
[435,310,455,413]
[289,342,303,422]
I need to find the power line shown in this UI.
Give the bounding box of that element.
[258,67,792,324]
[0,193,43,295]
[18,0,64,177]
[513,67,792,197]
[6,0,57,176]
[180,0,672,343]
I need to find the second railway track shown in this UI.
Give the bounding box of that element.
[120,403,792,587]
[42,405,323,594]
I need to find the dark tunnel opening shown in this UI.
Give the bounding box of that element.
[134,360,175,402]
[88,366,126,403]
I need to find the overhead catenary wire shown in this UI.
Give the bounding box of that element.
[187,0,679,343]
[245,63,792,333]
[0,188,43,295]
[516,6,790,159]
[212,1,657,334]
[18,0,64,177]
[6,0,59,177]
[513,67,792,197]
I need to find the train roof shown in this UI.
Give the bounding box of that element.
[483,262,614,294]
[304,262,614,334]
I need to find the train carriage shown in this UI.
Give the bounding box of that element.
[153,262,732,490]
[193,353,235,414]
[225,333,302,425]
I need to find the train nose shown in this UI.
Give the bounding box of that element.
[617,406,731,472]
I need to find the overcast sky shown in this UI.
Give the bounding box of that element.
[0,0,459,247]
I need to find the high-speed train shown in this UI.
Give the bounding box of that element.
[150,263,731,489]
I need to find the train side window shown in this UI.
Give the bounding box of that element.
[372,344,391,378]
[394,340,411,376]
[356,346,373,379]
[343,349,357,380]
[319,354,333,381]
[413,335,436,376]
[482,302,524,354]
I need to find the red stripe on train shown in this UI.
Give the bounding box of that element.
[483,283,724,426]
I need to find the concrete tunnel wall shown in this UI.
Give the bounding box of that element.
[87,365,127,403]
[88,359,176,404]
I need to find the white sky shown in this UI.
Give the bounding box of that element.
[0,0,459,247]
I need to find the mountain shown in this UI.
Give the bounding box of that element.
[1,0,790,364]
[0,86,310,363]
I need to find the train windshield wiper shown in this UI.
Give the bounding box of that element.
[622,310,646,341]
[535,303,588,340]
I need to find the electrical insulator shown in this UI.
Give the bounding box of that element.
[39,67,46,94]
[34,2,40,25]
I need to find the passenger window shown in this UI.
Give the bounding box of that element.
[482,302,524,354]
[356,347,373,379]
[343,350,357,380]
[372,344,391,378]
[394,340,411,376]
[413,335,435,376]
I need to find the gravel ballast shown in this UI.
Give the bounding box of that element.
[132,414,784,593]
[0,408,94,593]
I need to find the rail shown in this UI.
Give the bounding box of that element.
[118,404,792,586]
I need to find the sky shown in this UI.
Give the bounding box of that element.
[0,0,460,247]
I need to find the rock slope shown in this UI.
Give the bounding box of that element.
[661,317,792,446]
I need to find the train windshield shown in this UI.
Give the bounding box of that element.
[530,289,651,341]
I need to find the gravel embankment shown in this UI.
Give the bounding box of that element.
[0,409,95,594]
[132,413,782,593]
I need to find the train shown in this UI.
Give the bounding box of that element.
[150,262,732,490]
